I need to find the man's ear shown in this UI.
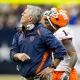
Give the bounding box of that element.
[28,16,33,22]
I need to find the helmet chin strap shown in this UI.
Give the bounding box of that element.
[47,16,56,30]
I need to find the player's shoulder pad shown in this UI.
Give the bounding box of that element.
[54,27,73,40]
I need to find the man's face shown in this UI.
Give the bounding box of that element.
[44,20,53,32]
[20,8,30,25]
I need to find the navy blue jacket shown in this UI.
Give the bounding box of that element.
[10,23,66,78]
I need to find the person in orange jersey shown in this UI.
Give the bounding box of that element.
[43,8,78,80]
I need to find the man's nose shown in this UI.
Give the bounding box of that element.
[21,13,24,16]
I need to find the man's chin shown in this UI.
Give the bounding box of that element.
[20,20,24,24]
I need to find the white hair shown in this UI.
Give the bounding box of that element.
[27,5,42,24]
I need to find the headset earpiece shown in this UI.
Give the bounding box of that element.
[26,24,35,30]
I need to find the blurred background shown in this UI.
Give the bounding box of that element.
[0,0,80,80]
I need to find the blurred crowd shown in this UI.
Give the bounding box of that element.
[0,4,80,30]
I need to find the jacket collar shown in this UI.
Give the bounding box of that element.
[26,23,42,36]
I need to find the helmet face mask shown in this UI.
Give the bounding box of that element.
[43,8,70,28]
[50,8,58,18]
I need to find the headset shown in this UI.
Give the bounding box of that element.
[26,24,35,30]
[14,24,35,31]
